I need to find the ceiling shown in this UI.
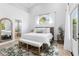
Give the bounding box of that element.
[9,3,37,12]
[9,3,67,13]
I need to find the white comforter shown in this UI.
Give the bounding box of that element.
[21,33,53,46]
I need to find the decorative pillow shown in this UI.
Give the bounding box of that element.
[44,28,50,33]
[33,28,50,33]
[33,28,43,33]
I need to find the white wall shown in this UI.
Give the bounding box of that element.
[29,3,66,40]
[0,4,30,34]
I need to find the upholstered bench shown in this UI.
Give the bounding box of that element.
[19,39,43,55]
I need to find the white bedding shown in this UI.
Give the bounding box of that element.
[1,30,11,36]
[21,33,53,46]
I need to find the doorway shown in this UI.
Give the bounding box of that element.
[70,5,78,56]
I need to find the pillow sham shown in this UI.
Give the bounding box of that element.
[33,28,43,33]
[33,28,50,33]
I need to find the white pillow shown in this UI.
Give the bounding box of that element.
[43,28,50,33]
[33,28,50,33]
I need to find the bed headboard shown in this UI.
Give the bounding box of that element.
[35,27,54,35]
[50,27,54,35]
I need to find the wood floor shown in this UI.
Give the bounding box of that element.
[0,39,11,43]
[53,41,72,56]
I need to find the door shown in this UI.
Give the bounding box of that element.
[78,5,79,56]
[70,6,78,56]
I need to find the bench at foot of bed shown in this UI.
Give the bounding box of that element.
[19,39,43,55]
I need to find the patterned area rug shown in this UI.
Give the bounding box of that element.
[0,44,59,56]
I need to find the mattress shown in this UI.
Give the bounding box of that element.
[21,33,53,46]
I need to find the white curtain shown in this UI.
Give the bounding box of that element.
[64,5,72,52]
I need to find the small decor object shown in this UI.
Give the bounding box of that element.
[57,27,64,44]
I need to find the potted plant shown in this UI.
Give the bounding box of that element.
[57,27,64,44]
[59,27,64,39]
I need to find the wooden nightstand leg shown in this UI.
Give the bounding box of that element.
[26,44,29,55]
[42,45,43,50]
[18,42,21,48]
[38,47,40,55]
[26,44,28,51]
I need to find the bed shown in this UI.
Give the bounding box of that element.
[19,27,54,54]
[21,33,53,46]
[20,27,54,46]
